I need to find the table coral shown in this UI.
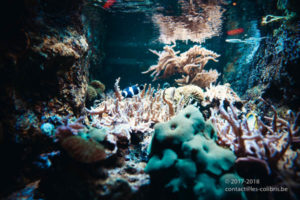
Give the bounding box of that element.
[145,105,245,200]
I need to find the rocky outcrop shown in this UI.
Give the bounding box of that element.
[0,0,89,197]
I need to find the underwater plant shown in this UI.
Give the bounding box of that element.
[143,44,220,88]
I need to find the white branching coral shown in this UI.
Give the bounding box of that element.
[153,0,225,44]
[86,78,186,142]
[143,44,220,88]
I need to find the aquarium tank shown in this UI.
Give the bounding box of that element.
[0,0,299,199]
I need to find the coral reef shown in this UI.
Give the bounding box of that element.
[211,99,299,171]
[210,99,300,198]
[0,0,89,196]
[143,44,220,88]
[0,0,298,199]
[153,0,225,44]
[35,112,150,200]
[146,105,245,200]
[87,78,186,145]
[164,83,242,119]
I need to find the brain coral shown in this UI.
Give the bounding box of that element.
[146,105,246,200]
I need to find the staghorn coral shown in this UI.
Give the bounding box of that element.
[210,99,299,175]
[87,78,186,144]
[143,44,220,88]
[153,0,225,44]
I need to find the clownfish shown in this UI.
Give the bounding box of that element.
[121,85,144,98]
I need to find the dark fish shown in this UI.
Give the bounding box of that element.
[121,85,144,98]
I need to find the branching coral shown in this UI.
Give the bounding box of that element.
[210,99,299,175]
[143,44,220,88]
[153,0,225,44]
[86,78,186,143]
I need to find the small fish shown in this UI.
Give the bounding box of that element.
[121,85,144,98]
[246,112,259,131]
[103,0,116,9]
[227,28,244,36]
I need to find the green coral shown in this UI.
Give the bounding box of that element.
[145,105,246,200]
[86,80,106,105]
[86,85,98,102]
[90,80,105,93]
